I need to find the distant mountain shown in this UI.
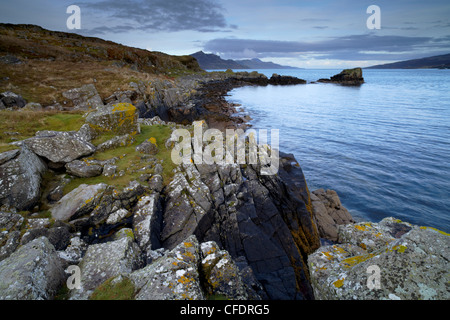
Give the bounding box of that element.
[366,53,450,69]
[237,58,300,69]
[191,51,300,70]
[191,51,248,70]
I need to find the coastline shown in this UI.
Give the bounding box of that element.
[0,23,448,301]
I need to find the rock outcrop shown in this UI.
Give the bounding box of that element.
[62,84,104,110]
[0,237,65,300]
[70,232,142,300]
[269,74,306,85]
[114,235,262,300]
[24,130,96,164]
[86,102,140,136]
[311,189,355,242]
[308,217,450,300]
[318,68,364,85]
[0,145,47,211]
[160,151,320,300]
[50,183,108,221]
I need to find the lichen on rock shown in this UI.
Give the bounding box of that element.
[85,102,140,136]
[308,217,450,300]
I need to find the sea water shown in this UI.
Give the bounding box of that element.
[223,69,450,231]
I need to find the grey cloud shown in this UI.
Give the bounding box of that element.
[81,0,232,33]
[203,34,450,60]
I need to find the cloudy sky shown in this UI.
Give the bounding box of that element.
[1,0,449,68]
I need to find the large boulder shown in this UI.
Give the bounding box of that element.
[308,217,450,300]
[0,145,47,211]
[0,237,65,300]
[70,233,142,300]
[65,160,103,178]
[50,183,108,221]
[62,84,104,110]
[24,131,96,164]
[0,91,26,109]
[85,102,140,136]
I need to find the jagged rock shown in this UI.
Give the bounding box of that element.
[85,102,140,136]
[0,149,20,165]
[65,160,103,178]
[0,237,65,300]
[75,123,97,142]
[96,134,135,152]
[44,174,72,204]
[125,235,261,300]
[57,236,88,266]
[24,131,96,164]
[132,193,162,256]
[62,84,104,110]
[73,181,147,243]
[104,90,137,105]
[0,145,47,211]
[337,218,410,252]
[106,208,130,225]
[129,235,204,300]
[148,174,163,193]
[308,217,450,300]
[160,150,321,300]
[200,241,248,299]
[20,222,71,251]
[50,183,108,221]
[0,91,26,109]
[135,139,158,155]
[70,234,142,300]
[26,218,51,229]
[311,189,355,241]
[102,164,117,177]
[0,212,24,261]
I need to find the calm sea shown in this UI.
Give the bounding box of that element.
[222,68,450,232]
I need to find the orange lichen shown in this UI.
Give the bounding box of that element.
[333,278,345,288]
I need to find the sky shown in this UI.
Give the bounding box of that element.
[1,0,449,68]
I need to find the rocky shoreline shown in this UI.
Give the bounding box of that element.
[0,67,448,301]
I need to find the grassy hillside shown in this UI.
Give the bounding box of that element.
[0,23,203,105]
[366,53,450,69]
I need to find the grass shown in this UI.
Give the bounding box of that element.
[0,110,84,153]
[0,23,203,106]
[0,59,157,106]
[90,276,136,300]
[63,124,176,194]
